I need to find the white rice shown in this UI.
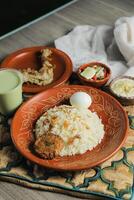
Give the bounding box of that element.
[35,105,105,156]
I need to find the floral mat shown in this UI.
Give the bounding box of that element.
[0,88,134,200]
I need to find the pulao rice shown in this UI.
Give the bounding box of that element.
[35,105,105,156]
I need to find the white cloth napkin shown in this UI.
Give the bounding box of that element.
[55,16,134,82]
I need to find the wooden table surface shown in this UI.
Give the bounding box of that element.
[0,0,133,200]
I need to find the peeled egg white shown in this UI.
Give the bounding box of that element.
[70,92,92,108]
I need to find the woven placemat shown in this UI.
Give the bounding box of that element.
[0,97,134,200]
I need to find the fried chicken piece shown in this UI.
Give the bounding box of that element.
[34,134,64,159]
[39,49,54,84]
[21,48,54,86]
[41,48,52,62]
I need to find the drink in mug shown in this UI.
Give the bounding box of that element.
[0,68,23,115]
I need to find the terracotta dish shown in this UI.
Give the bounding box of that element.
[11,85,128,171]
[0,46,72,93]
[77,62,111,87]
[109,76,134,106]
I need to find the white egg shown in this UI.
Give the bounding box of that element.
[70,92,92,108]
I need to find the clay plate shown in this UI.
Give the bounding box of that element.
[11,85,128,171]
[1,46,72,93]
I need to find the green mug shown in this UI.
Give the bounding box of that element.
[0,68,23,115]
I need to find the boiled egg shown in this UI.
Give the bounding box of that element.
[70,92,92,108]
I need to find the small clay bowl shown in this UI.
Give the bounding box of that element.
[77,62,111,88]
[109,76,134,106]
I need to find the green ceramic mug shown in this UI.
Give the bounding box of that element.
[0,68,23,115]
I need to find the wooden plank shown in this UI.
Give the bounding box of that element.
[0,182,91,200]
[101,0,134,13]
[0,182,49,200]
[56,0,132,25]
[0,14,75,61]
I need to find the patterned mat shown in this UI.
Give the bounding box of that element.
[0,101,134,200]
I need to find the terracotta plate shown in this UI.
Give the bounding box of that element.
[11,85,128,171]
[1,46,72,93]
